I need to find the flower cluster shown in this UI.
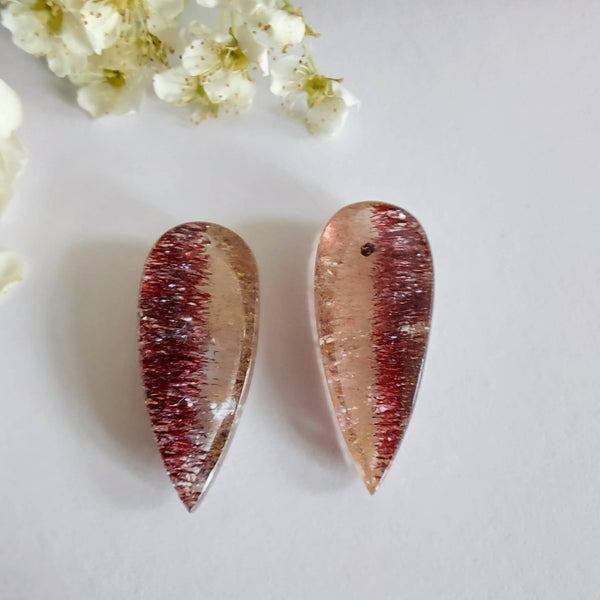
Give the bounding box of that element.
[2,0,179,117]
[0,78,25,296]
[1,0,358,135]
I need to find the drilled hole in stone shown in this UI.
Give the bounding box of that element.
[361,242,376,257]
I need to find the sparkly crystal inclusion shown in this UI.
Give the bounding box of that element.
[315,202,433,494]
[139,223,259,511]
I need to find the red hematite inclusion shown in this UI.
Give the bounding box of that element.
[139,223,259,511]
[315,202,433,494]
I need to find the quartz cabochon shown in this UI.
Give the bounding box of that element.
[315,202,433,493]
[139,222,259,511]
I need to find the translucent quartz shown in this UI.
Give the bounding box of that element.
[139,223,259,511]
[315,202,433,494]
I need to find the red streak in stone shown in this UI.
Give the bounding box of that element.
[370,204,433,488]
[139,223,211,511]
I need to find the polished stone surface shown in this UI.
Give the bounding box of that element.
[139,223,259,511]
[315,202,433,493]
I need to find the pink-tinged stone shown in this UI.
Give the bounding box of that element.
[139,223,259,511]
[314,202,433,494]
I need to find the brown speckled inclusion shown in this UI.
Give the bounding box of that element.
[139,223,259,511]
[315,202,433,494]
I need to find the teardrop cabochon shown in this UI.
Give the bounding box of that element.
[314,202,434,494]
[139,223,259,511]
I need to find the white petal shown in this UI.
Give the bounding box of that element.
[146,0,185,21]
[0,252,24,296]
[0,135,27,213]
[236,24,268,75]
[225,78,255,112]
[63,0,86,10]
[182,38,222,76]
[188,22,230,44]
[233,0,264,13]
[1,6,54,56]
[267,10,305,47]
[47,44,89,79]
[0,79,23,139]
[197,0,260,10]
[306,95,349,137]
[153,68,191,103]
[77,80,144,117]
[80,1,122,54]
[146,0,185,33]
[269,54,306,97]
[331,81,360,108]
[92,39,140,73]
[204,70,255,112]
[61,11,94,55]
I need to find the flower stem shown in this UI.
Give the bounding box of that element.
[302,43,318,72]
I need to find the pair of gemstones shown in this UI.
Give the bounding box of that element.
[139,201,434,511]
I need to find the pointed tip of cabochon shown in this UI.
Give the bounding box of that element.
[356,454,394,495]
[183,499,197,513]
[362,471,384,495]
[177,487,203,513]
[365,479,380,496]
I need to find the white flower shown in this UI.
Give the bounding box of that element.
[153,23,268,120]
[0,79,23,139]
[0,136,27,213]
[0,82,26,293]
[194,0,305,47]
[0,79,27,213]
[235,23,269,75]
[203,69,255,111]
[1,0,93,58]
[183,24,268,77]
[246,3,306,47]
[304,88,357,137]
[70,43,146,117]
[154,60,255,121]
[261,7,304,46]
[77,73,144,117]
[0,252,24,296]
[181,26,226,76]
[153,67,192,103]
[270,54,358,136]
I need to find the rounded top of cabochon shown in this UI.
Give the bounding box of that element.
[319,201,434,280]
[154,221,258,270]
[323,201,428,236]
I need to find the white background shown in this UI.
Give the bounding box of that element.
[1,1,600,598]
